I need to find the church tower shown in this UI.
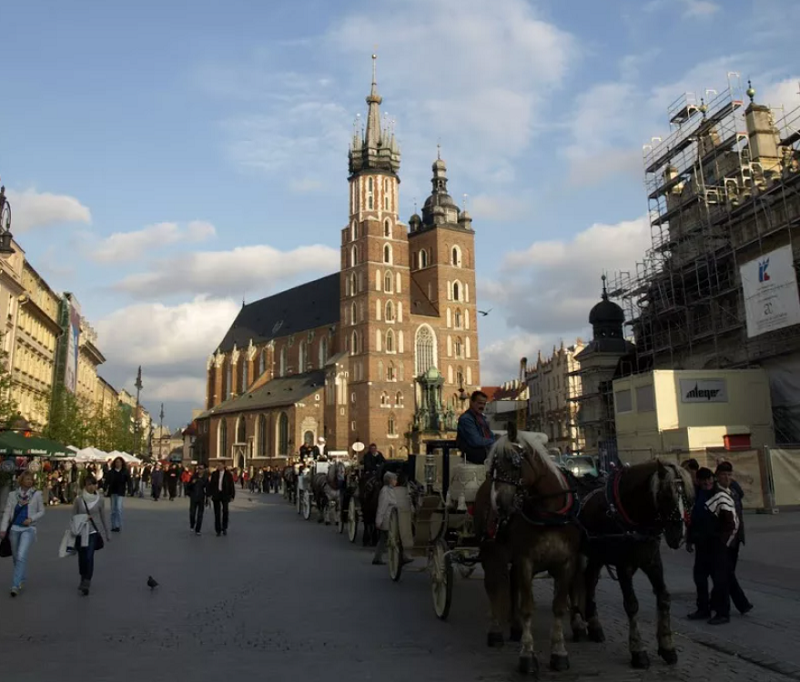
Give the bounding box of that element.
[408,151,480,406]
[336,55,412,449]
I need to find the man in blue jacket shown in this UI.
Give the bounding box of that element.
[456,390,497,464]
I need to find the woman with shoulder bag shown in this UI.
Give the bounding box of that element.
[71,475,111,596]
[0,470,45,597]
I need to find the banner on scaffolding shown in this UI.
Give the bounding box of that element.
[740,245,800,338]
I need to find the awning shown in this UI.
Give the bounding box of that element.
[0,431,70,457]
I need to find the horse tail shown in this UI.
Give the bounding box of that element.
[506,420,518,443]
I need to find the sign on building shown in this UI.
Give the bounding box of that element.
[679,379,728,403]
[740,245,800,338]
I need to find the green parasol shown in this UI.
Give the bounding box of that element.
[0,431,71,457]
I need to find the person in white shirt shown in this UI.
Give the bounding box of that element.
[1,470,45,597]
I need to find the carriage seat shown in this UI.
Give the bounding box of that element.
[447,462,486,507]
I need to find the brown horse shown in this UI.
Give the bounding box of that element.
[282,465,297,503]
[574,460,694,670]
[474,426,583,676]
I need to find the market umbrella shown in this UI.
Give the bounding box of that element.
[25,436,72,458]
[75,446,108,462]
[0,431,44,456]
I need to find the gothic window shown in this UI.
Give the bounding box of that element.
[456,366,464,387]
[395,391,403,407]
[351,245,358,267]
[367,178,374,211]
[452,246,462,267]
[384,244,392,264]
[381,391,388,407]
[277,412,289,455]
[453,282,461,301]
[218,419,228,458]
[319,337,328,367]
[298,340,308,372]
[385,300,395,321]
[388,413,397,435]
[351,221,357,241]
[279,347,286,377]
[258,350,266,377]
[351,331,359,355]
[240,359,248,392]
[258,415,267,457]
[226,361,233,399]
[454,337,463,358]
[389,445,395,458]
[384,219,391,237]
[236,415,246,443]
[350,272,357,296]
[420,250,428,268]
[387,362,396,381]
[368,195,374,210]
[351,302,357,326]
[384,271,393,293]
[415,325,435,376]
[384,178,389,192]
[386,329,395,353]
[369,177,373,191]
[454,309,462,328]
[384,195,390,210]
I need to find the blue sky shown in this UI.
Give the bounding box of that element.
[1,0,798,427]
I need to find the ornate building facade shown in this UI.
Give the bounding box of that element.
[200,59,482,466]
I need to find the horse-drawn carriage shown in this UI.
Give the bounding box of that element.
[297,454,352,528]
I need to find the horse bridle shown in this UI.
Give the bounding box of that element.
[490,443,572,514]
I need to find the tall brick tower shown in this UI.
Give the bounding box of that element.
[337,55,411,448]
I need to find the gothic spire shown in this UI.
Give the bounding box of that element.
[365,54,383,149]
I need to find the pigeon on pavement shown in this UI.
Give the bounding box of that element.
[147,576,159,590]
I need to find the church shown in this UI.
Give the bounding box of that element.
[197,58,482,468]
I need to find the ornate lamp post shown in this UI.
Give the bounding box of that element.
[0,184,15,255]
[133,366,143,456]
[158,403,165,461]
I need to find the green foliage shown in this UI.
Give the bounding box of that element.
[0,333,19,428]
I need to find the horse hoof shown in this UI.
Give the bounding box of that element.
[658,647,678,665]
[487,632,504,648]
[549,654,570,672]
[509,627,523,643]
[518,654,539,676]
[631,651,651,670]
[587,625,605,643]
[572,627,588,643]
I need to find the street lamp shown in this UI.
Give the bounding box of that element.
[158,403,165,461]
[0,184,15,255]
[133,366,143,456]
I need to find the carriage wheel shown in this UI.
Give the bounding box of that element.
[388,508,404,582]
[301,492,312,521]
[430,539,453,620]
[347,496,359,543]
[457,564,476,579]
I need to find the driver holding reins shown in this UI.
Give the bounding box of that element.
[456,390,498,465]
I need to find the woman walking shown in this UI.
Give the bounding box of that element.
[105,456,129,532]
[71,475,111,596]
[1,470,45,597]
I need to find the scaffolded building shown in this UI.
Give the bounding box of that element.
[611,74,800,441]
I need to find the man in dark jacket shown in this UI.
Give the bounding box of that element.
[362,443,386,475]
[151,463,164,501]
[456,390,497,464]
[105,457,130,532]
[188,464,209,536]
[715,462,753,615]
[208,464,235,536]
[687,467,738,625]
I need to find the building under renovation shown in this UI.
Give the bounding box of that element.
[611,74,800,443]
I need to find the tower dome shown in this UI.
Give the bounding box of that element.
[589,276,625,339]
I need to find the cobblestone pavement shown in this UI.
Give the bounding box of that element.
[1,493,797,682]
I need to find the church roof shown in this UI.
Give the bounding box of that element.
[200,370,326,417]
[217,274,340,352]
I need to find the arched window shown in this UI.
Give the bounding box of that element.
[386,329,395,353]
[351,221,357,241]
[279,347,286,377]
[385,301,395,321]
[368,177,373,191]
[387,362,396,381]
[453,282,461,301]
[456,366,464,387]
[384,271,393,293]
[454,309,462,328]
[415,325,435,376]
[383,244,392,264]
[351,245,358,267]
[381,391,388,407]
[351,302,357,326]
[351,331,359,355]
[454,337,463,358]
[395,391,403,407]
[258,415,267,457]
[420,250,428,268]
[278,412,289,455]
[388,413,397,435]
[350,272,357,296]
[367,177,374,210]
[319,337,328,367]
[298,340,307,372]
[218,419,228,459]
[236,415,246,443]
[258,350,266,377]
[452,246,462,266]
[226,361,233,399]
[384,219,391,237]
[384,194,389,210]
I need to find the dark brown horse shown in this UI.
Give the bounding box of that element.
[282,465,297,503]
[574,460,693,670]
[474,426,584,675]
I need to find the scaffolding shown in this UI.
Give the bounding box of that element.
[610,73,800,378]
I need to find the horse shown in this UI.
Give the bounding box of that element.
[474,424,584,676]
[326,461,348,526]
[282,465,297,503]
[573,459,694,670]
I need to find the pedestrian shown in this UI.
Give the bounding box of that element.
[687,467,738,625]
[372,471,398,566]
[181,467,192,497]
[188,465,209,536]
[71,475,111,596]
[0,470,45,597]
[151,463,164,501]
[166,463,179,501]
[141,465,151,498]
[362,443,386,475]
[105,456,129,533]
[715,461,753,615]
[241,469,247,490]
[208,464,235,537]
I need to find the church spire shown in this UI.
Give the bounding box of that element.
[365,54,383,149]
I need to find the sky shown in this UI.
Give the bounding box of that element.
[1,0,798,428]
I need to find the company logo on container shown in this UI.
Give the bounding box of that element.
[758,258,771,283]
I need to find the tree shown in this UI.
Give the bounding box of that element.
[0,333,18,428]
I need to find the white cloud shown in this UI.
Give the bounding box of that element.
[114,242,339,298]
[479,332,564,385]
[6,188,91,232]
[680,0,720,18]
[148,377,207,403]
[91,220,216,263]
[469,194,530,222]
